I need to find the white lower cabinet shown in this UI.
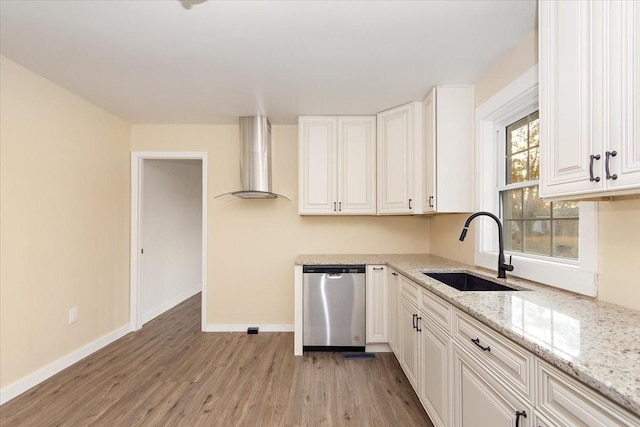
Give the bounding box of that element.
[399,295,420,390]
[532,411,554,427]
[453,309,533,400]
[453,344,533,427]
[388,273,640,427]
[419,318,451,427]
[365,265,388,343]
[535,359,640,427]
[388,268,400,355]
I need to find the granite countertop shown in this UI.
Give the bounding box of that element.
[296,254,640,417]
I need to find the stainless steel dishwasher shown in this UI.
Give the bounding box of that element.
[303,265,366,351]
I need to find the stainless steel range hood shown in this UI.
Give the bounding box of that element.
[215,116,289,200]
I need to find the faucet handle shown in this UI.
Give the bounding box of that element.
[505,255,514,271]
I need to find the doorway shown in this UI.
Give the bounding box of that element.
[130,152,208,331]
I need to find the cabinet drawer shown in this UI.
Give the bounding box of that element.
[536,359,640,427]
[399,275,420,307]
[420,289,452,333]
[453,309,534,400]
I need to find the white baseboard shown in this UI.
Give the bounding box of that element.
[0,324,131,405]
[365,343,392,353]
[141,285,200,325]
[204,323,294,332]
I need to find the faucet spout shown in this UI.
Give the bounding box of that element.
[459,211,514,279]
[459,227,469,241]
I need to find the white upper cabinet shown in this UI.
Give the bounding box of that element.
[377,102,424,214]
[337,117,377,213]
[540,0,640,200]
[608,1,640,191]
[298,116,376,215]
[298,117,337,214]
[423,86,474,213]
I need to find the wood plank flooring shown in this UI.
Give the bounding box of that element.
[0,294,433,426]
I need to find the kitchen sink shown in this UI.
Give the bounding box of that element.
[423,272,519,292]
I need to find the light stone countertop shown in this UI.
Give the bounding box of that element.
[296,253,640,417]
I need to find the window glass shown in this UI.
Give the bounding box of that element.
[500,111,578,260]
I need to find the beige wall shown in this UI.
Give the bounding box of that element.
[0,57,131,388]
[428,214,475,266]
[131,125,430,325]
[474,29,539,108]
[430,29,640,311]
[598,198,640,311]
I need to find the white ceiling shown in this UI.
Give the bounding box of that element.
[0,0,537,125]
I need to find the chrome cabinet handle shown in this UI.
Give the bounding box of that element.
[471,338,491,352]
[515,410,527,427]
[605,151,618,180]
[333,202,337,211]
[589,154,601,182]
[416,316,422,332]
[408,198,412,209]
[391,272,398,276]
[412,314,417,329]
[338,201,342,211]
[372,267,384,271]
[428,196,434,208]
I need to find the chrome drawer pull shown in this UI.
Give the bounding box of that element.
[471,337,491,352]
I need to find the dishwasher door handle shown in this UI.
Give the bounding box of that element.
[326,273,344,279]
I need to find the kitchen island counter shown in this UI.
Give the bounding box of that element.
[295,253,640,418]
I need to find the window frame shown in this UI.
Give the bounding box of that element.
[499,110,580,261]
[474,66,598,296]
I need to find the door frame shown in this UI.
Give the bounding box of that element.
[130,151,208,331]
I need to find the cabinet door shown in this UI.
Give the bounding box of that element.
[532,411,555,427]
[377,104,415,214]
[388,269,400,355]
[539,0,606,198]
[453,345,532,427]
[423,86,474,213]
[434,86,474,213]
[399,297,420,390]
[365,265,388,343]
[608,0,640,191]
[337,117,377,214]
[420,319,451,427]
[423,88,437,213]
[298,117,337,214]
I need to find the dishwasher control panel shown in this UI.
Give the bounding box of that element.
[302,265,365,274]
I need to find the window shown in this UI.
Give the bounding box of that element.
[499,111,579,260]
[475,66,597,296]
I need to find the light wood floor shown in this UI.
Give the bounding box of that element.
[0,294,433,426]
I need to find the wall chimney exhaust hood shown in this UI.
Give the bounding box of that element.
[215,116,290,200]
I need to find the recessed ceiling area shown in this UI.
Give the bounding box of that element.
[0,0,537,124]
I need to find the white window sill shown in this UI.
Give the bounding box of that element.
[475,251,597,296]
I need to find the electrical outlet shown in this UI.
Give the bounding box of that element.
[69,307,78,324]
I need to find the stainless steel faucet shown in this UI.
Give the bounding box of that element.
[459,211,514,279]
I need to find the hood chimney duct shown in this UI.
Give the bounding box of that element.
[215,115,289,200]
